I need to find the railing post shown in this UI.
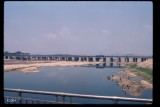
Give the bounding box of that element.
[25,100,28,104]
[18,92,22,104]
[56,95,58,103]
[69,97,72,104]
[113,99,118,104]
[62,96,65,103]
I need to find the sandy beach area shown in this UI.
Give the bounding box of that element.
[137,59,152,69]
[4,61,104,72]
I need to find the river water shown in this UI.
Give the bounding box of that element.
[4,64,152,104]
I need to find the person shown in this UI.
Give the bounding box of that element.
[126,85,129,89]
[128,76,130,80]
[120,77,121,81]
[122,88,125,92]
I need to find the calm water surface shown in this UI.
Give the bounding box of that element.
[4,66,152,104]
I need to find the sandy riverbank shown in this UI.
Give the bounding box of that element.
[107,67,152,96]
[137,59,152,69]
[4,61,104,72]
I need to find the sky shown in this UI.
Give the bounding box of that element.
[4,1,152,55]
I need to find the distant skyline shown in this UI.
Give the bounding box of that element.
[4,1,152,55]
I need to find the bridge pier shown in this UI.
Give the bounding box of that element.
[133,58,138,62]
[96,57,100,62]
[74,57,79,61]
[125,57,129,62]
[83,57,87,61]
[88,57,93,62]
[81,57,84,61]
[103,57,106,62]
[117,57,121,62]
[68,57,72,61]
[16,56,22,60]
[110,57,113,62]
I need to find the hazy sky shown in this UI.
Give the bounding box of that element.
[4,1,152,55]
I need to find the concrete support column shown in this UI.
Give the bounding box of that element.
[133,58,135,62]
[83,57,86,61]
[117,57,121,62]
[141,58,144,62]
[135,58,137,62]
[68,57,72,61]
[74,57,79,61]
[57,57,59,61]
[28,57,30,60]
[103,57,106,62]
[35,57,38,60]
[16,56,21,60]
[81,57,83,61]
[88,57,93,62]
[110,57,113,62]
[49,57,52,60]
[71,57,74,61]
[38,57,41,60]
[125,57,129,62]
[96,57,99,62]
[46,57,49,60]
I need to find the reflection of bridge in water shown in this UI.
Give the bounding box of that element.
[81,63,125,68]
[95,63,123,68]
[4,51,152,63]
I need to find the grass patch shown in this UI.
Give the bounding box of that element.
[130,64,137,68]
[135,67,152,76]
[128,64,152,83]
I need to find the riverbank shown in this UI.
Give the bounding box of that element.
[4,60,104,73]
[107,59,153,96]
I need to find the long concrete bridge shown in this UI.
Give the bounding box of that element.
[4,51,152,63]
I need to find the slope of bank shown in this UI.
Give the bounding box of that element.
[108,59,153,96]
[128,59,152,83]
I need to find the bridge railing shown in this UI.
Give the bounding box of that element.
[4,88,152,104]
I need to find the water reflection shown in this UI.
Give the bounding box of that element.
[95,63,123,68]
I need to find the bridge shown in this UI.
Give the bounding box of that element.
[4,51,152,63]
[4,88,152,104]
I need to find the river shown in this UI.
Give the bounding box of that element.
[4,64,152,104]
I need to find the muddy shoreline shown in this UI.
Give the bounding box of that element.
[107,67,152,96]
